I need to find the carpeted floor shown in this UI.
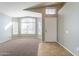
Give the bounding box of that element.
[38,42,73,56]
[0,37,41,56]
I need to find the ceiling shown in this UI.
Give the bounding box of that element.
[0,2,41,17]
[0,2,63,17]
[24,2,64,10]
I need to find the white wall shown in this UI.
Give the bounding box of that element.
[0,13,12,43]
[58,2,79,55]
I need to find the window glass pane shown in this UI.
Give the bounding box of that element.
[46,8,56,15]
[21,23,27,34]
[21,23,35,34]
[13,22,18,35]
[27,23,35,34]
[21,18,35,22]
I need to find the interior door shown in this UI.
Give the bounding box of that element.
[45,16,57,42]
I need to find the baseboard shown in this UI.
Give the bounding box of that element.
[0,36,12,44]
[57,42,76,56]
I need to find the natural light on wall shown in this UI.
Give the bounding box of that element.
[4,22,12,31]
[45,7,56,15]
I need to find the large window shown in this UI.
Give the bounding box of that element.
[12,17,42,36]
[21,18,36,34]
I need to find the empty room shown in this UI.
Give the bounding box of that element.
[0,2,79,56]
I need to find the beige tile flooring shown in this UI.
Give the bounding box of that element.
[38,42,73,56]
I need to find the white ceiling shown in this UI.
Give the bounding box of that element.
[0,2,42,17]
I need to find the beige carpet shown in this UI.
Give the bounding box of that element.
[38,42,73,56]
[0,37,41,56]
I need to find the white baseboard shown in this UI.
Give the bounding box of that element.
[57,42,76,56]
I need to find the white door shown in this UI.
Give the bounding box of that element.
[45,16,57,42]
